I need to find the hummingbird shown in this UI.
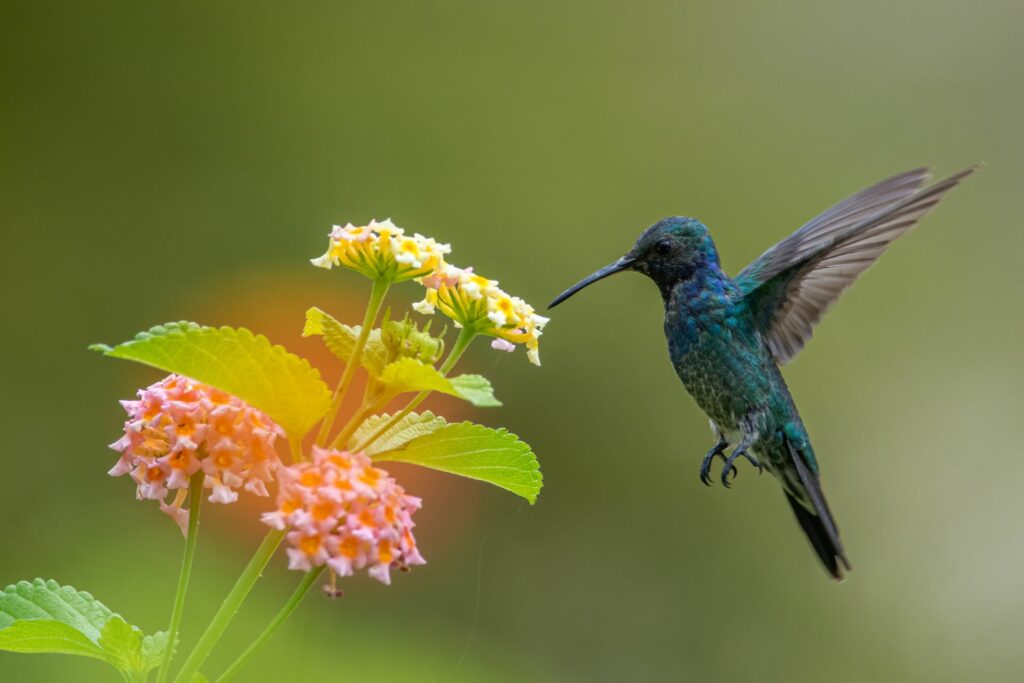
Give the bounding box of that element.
[549,166,975,579]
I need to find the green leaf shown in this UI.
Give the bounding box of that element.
[374,422,542,503]
[97,616,143,671]
[377,359,502,407]
[350,411,448,456]
[378,358,452,395]
[449,374,502,407]
[190,674,211,683]
[304,307,387,375]
[0,620,105,660]
[0,579,169,675]
[91,322,332,440]
[0,579,112,638]
[141,630,171,672]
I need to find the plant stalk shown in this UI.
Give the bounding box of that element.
[315,278,390,448]
[156,471,206,683]
[213,566,325,682]
[169,528,286,683]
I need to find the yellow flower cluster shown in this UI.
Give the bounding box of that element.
[311,219,451,283]
[413,264,549,365]
[313,219,548,364]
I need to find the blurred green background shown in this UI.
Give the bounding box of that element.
[3,1,1023,681]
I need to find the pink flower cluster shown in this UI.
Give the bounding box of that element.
[262,447,425,585]
[109,375,282,530]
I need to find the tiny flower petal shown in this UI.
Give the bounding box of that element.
[159,500,190,538]
[491,338,515,352]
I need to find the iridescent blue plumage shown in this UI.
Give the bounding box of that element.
[550,167,975,579]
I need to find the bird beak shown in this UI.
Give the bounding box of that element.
[548,256,635,309]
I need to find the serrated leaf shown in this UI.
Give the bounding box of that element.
[97,616,142,671]
[91,322,332,440]
[304,307,387,375]
[377,359,501,407]
[448,374,501,407]
[141,630,171,672]
[350,411,448,456]
[374,422,542,503]
[378,358,452,395]
[0,620,105,659]
[0,579,169,675]
[0,579,112,638]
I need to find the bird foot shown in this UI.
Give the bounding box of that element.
[721,449,762,488]
[699,440,729,486]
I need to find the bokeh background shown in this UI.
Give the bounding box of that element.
[3,1,1023,681]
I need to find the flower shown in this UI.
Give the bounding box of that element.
[109,374,283,532]
[262,447,424,585]
[311,219,451,283]
[413,264,550,365]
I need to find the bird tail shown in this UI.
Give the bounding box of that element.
[784,437,851,580]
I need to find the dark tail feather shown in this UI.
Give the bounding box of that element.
[785,438,851,580]
[784,492,847,580]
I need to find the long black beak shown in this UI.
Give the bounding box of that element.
[548,256,634,309]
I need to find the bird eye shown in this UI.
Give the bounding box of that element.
[654,240,672,256]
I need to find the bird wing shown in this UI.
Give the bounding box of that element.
[736,166,976,364]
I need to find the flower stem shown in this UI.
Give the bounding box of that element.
[213,566,325,683]
[330,402,375,451]
[170,528,286,683]
[156,471,205,683]
[353,327,477,453]
[315,277,390,448]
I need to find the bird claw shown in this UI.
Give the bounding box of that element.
[721,462,739,488]
[699,440,729,486]
[720,449,761,488]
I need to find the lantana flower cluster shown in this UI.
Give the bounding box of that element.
[262,447,425,585]
[311,218,451,282]
[413,263,550,365]
[312,218,549,365]
[109,374,282,531]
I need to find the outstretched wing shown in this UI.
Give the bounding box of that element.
[737,166,976,364]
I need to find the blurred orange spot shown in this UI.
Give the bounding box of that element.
[186,270,482,550]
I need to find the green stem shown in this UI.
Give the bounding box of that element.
[213,566,325,683]
[156,471,206,683]
[330,402,376,451]
[170,529,286,683]
[353,327,478,453]
[315,278,391,448]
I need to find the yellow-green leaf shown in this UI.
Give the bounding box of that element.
[377,359,501,407]
[374,422,542,503]
[449,374,501,407]
[0,620,105,660]
[350,411,448,456]
[378,358,452,395]
[90,322,331,441]
[303,307,387,375]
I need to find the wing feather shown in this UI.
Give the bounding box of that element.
[740,166,976,364]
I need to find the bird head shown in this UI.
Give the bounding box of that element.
[549,217,715,308]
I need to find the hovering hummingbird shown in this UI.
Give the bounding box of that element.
[549,167,975,579]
